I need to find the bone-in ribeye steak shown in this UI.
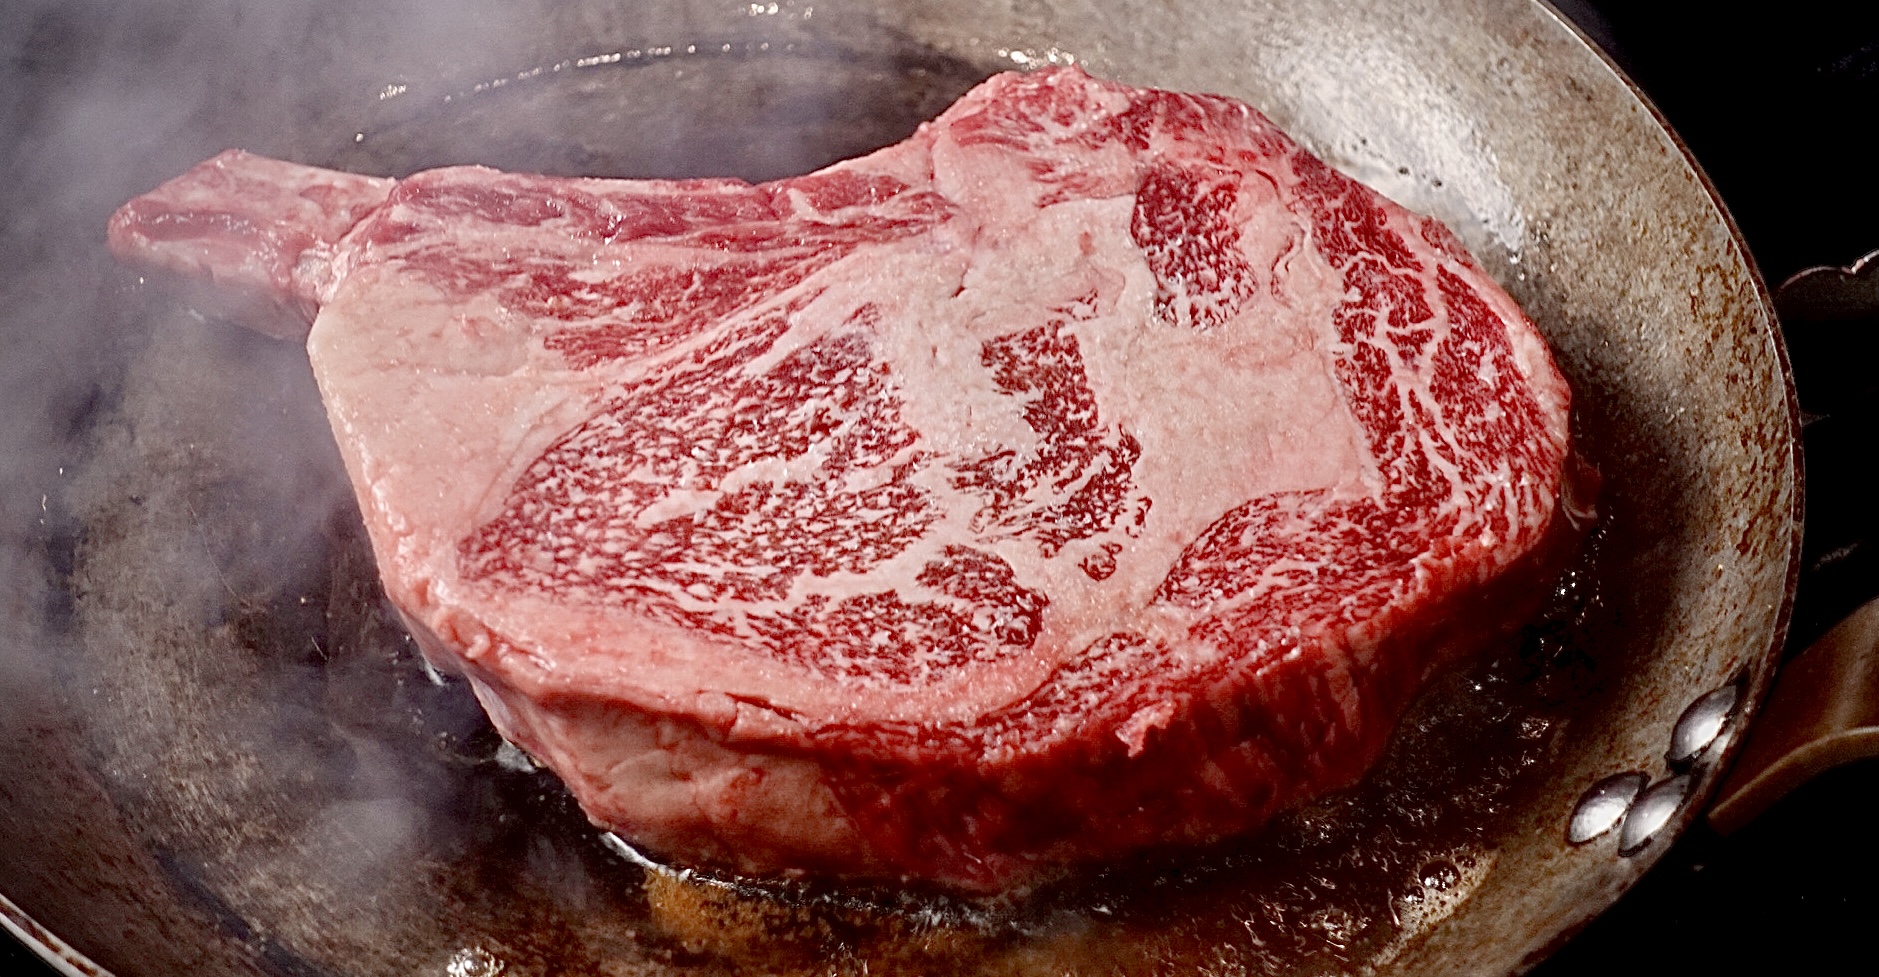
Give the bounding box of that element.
[108,66,1578,892]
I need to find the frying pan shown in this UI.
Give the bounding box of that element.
[0,0,1800,974]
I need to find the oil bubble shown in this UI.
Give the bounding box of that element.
[1417,860,1461,892]
[445,946,505,977]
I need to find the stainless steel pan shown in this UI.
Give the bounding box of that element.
[0,0,1800,974]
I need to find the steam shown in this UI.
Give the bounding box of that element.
[1,1,987,972]
[0,2,1656,974]
[0,0,562,967]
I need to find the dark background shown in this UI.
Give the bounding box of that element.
[8,1,1879,974]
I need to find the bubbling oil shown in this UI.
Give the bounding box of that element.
[578,531,1605,977]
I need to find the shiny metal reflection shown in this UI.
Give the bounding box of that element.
[1668,684,1740,766]
[1567,772,1647,844]
[1617,775,1691,856]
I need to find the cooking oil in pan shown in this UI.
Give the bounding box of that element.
[326,29,990,184]
[525,530,1608,977]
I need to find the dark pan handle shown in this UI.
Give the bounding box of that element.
[1710,592,1879,832]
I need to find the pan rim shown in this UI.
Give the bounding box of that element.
[2,892,117,977]
[0,1,1807,974]
[1534,0,1805,852]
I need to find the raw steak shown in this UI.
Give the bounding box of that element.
[108,67,1581,893]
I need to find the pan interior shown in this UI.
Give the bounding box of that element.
[0,1,1796,976]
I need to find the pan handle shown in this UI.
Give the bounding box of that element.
[1709,592,1879,833]
[1708,247,1879,834]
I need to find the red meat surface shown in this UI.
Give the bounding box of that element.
[108,67,1579,892]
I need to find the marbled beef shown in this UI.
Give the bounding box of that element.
[107,67,1579,892]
